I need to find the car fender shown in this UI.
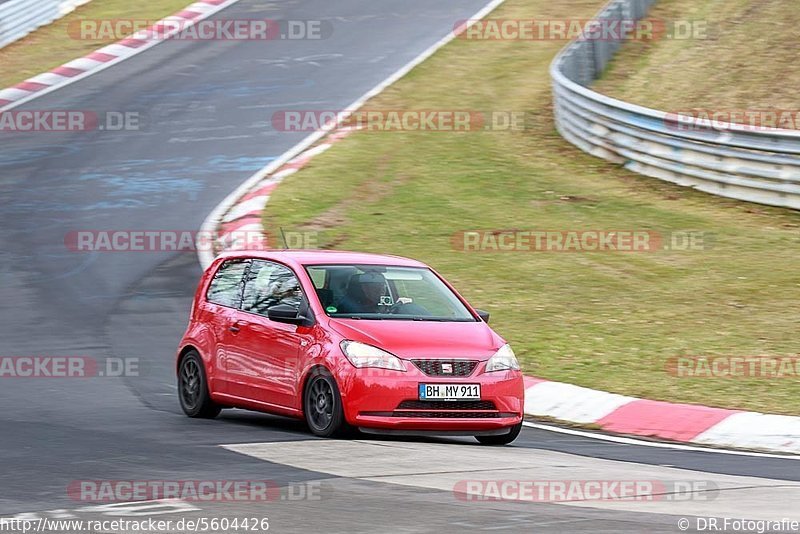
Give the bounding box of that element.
[177,322,218,374]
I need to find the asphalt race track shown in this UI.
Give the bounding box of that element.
[1,1,799,532]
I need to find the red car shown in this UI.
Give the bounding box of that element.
[176,250,524,444]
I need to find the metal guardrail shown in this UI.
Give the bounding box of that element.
[0,0,90,49]
[551,0,800,210]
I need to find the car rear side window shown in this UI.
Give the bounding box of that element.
[206,259,249,308]
[242,260,303,316]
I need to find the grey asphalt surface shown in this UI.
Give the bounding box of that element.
[0,0,797,532]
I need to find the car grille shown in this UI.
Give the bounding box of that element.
[397,411,499,418]
[392,400,499,418]
[411,359,478,377]
[397,400,497,411]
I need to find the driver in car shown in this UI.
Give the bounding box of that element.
[337,272,388,314]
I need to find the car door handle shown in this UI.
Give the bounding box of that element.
[229,321,248,334]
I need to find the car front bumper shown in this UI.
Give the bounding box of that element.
[336,362,524,432]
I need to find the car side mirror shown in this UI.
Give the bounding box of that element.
[475,309,490,323]
[267,303,314,327]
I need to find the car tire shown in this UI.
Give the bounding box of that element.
[304,370,352,438]
[178,350,222,419]
[475,422,522,445]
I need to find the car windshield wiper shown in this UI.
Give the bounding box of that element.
[333,315,473,322]
[376,316,474,322]
[414,317,475,322]
[333,315,385,320]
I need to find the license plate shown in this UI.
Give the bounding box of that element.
[418,383,481,400]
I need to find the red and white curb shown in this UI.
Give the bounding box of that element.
[0,0,243,112]
[524,377,800,454]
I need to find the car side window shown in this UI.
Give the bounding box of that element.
[307,266,327,289]
[242,260,303,316]
[206,259,249,308]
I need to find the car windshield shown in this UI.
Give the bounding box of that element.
[305,264,476,322]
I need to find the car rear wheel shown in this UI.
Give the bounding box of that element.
[178,351,221,418]
[304,371,352,438]
[475,422,522,445]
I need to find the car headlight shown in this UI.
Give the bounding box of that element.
[485,344,520,372]
[340,341,406,371]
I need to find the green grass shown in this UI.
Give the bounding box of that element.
[0,0,193,88]
[262,0,800,415]
[594,0,800,113]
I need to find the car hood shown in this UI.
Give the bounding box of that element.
[326,318,504,360]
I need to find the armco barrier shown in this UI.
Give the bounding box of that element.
[551,0,800,210]
[0,0,91,49]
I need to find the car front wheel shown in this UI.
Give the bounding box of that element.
[304,371,352,438]
[475,422,522,445]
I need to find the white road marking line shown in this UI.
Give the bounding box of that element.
[522,421,800,459]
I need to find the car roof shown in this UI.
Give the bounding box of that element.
[215,249,429,269]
